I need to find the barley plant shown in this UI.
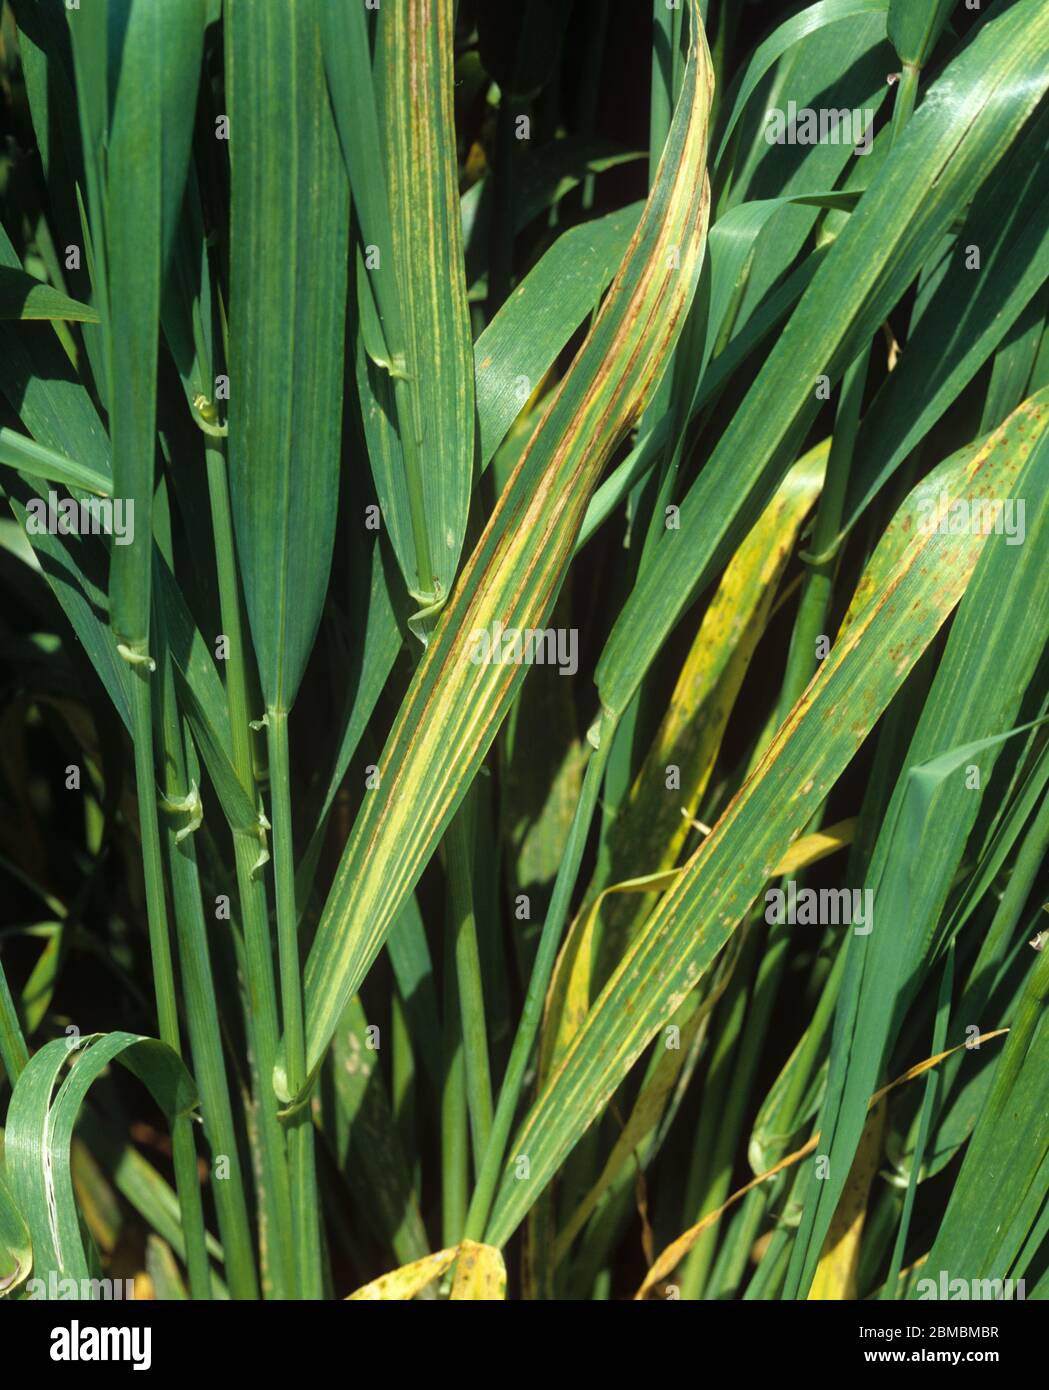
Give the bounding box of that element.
[0,0,1046,1307]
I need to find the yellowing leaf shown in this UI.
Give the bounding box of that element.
[449,1240,507,1300]
[345,1240,507,1301]
[807,1096,887,1300]
[346,1247,457,1301]
[543,821,855,1076]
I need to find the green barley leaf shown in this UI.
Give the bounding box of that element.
[0,226,111,475]
[321,0,401,350]
[475,204,643,471]
[225,0,349,713]
[104,0,206,651]
[887,0,956,68]
[0,268,97,323]
[721,13,891,323]
[0,428,109,497]
[713,0,889,168]
[839,105,1049,545]
[918,943,1049,1294]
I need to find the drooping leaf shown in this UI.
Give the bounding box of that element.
[5,1034,198,1291]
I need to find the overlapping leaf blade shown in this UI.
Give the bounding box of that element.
[297,0,716,1082]
[485,393,1049,1247]
[788,398,1049,1293]
[596,0,1049,723]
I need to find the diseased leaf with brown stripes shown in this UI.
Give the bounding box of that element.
[357,0,475,630]
[294,0,715,1086]
[483,391,1049,1247]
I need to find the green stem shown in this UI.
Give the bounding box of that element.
[441,919,468,1248]
[152,596,258,1298]
[266,709,321,1299]
[991,931,1049,1099]
[707,0,741,130]
[678,923,763,1298]
[204,438,292,1298]
[780,344,871,718]
[890,63,921,147]
[742,1223,791,1299]
[446,792,493,1170]
[710,940,847,1298]
[391,989,416,1173]
[466,722,614,1242]
[881,947,953,1298]
[128,664,211,1299]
